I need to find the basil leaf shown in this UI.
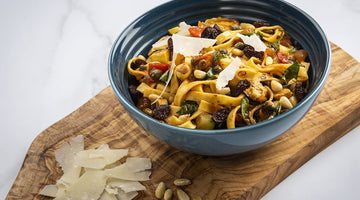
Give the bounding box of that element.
[213,51,221,64]
[241,97,249,120]
[275,104,282,116]
[206,68,216,79]
[177,100,199,115]
[283,61,300,81]
[242,33,254,36]
[269,40,280,51]
[159,69,169,82]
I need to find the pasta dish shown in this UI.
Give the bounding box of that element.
[127,17,309,129]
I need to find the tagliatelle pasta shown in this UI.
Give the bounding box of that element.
[127,17,309,129]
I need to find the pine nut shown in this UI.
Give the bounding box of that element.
[231,48,244,56]
[265,56,273,65]
[174,178,192,186]
[216,87,231,95]
[193,70,207,79]
[164,189,173,200]
[176,189,190,200]
[190,194,202,200]
[279,96,293,109]
[155,182,166,199]
[271,80,283,92]
[289,95,298,106]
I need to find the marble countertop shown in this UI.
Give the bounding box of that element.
[1,0,359,199]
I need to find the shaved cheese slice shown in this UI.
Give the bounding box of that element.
[69,135,84,153]
[152,35,171,48]
[40,135,151,200]
[100,191,118,200]
[172,34,217,57]
[74,148,128,169]
[125,158,151,172]
[116,190,138,200]
[237,33,267,52]
[66,170,107,200]
[177,21,191,36]
[55,138,83,186]
[216,57,242,90]
[105,164,151,181]
[108,179,146,193]
[39,184,57,197]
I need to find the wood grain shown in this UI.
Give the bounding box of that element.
[6,43,360,200]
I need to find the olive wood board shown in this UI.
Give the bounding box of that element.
[6,43,360,200]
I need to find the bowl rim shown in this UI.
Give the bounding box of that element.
[108,0,331,136]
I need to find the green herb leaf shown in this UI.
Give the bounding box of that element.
[283,61,300,82]
[289,46,297,53]
[242,33,254,36]
[159,69,169,82]
[206,68,216,79]
[257,31,264,39]
[241,97,249,120]
[177,100,199,115]
[269,40,280,51]
[275,104,281,116]
[213,51,221,64]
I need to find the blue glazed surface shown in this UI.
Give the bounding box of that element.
[108,0,331,155]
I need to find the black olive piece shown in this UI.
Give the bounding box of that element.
[128,85,143,105]
[253,20,271,28]
[131,59,147,70]
[153,105,171,120]
[230,79,250,97]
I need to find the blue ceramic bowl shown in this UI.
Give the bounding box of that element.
[108,0,331,155]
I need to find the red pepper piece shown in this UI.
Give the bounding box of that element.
[277,52,291,64]
[148,63,170,72]
[188,27,204,38]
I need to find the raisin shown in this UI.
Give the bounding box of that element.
[131,59,147,70]
[243,45,264,60]
[201,24,223,39]
[128,85,143,105]
[294,83,306,101]
[253,20,271,28]
[280,32,293,47]
[137,97,151,111]
[153,105,171,120]
[230,79,250,97]
[212,107,231,129]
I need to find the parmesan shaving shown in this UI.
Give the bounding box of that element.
[152,35,171,48]
[108,179,146,193]
[74,148,128,169]
[39,135,152,200]
[39,185,57,198]
[237,33,267,52]
[216,57,242,90]
[177,21,192,36]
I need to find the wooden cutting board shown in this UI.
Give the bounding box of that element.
[6,43,360,200]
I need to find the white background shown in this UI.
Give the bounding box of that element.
[0,0,359,199]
